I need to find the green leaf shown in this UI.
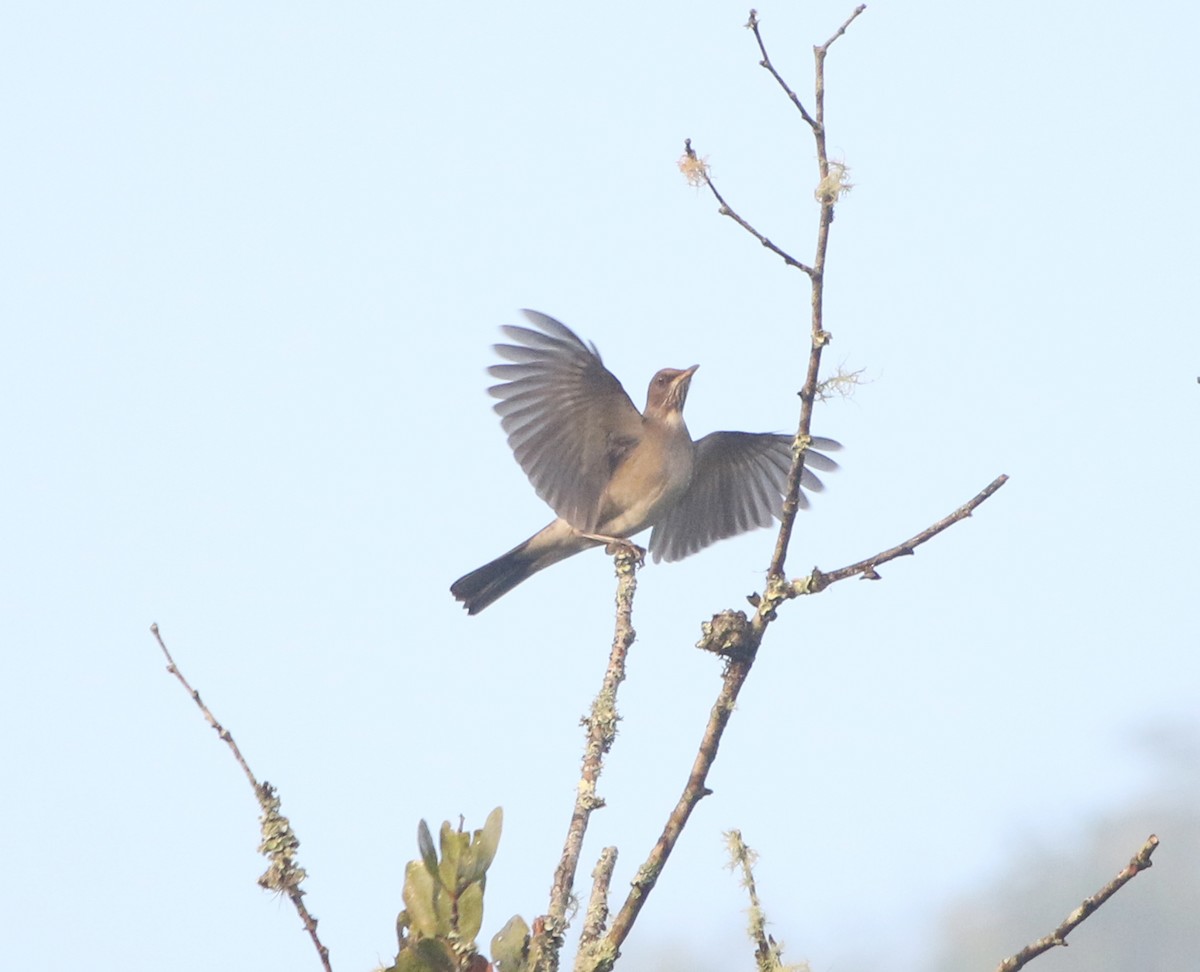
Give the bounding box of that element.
[414,939,457,972]
[491,914,531,971]
[417,819,439,881]
[466,806,503,884]
[433,878,453,929]
[402,860,444,938]
[438,822,469,890]
[392,939,456,972]
[457,880,485,944]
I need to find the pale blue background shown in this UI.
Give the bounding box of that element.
[2,2,1197,970]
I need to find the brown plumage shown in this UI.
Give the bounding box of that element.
[450,311,839,614]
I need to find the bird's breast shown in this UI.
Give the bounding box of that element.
[593,418,695,538]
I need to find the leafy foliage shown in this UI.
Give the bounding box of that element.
[386,808,535,972]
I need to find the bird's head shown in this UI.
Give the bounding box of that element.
[644,365,699,416]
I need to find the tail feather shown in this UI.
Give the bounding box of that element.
[451,542,540,615]
[450,520,595,614]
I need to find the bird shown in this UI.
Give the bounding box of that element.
[450,311,839,614]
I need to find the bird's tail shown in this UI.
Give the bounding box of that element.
[451,520,594,615]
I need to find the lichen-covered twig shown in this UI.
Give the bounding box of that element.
[151,624,331,972]
[539,546,640,970]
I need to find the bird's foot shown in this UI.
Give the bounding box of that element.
[583,532,646,566]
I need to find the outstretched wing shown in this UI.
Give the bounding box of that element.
[648,432,840,563]
[488,310,644,532]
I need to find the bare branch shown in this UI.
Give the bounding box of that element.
[151,624,332,972]
[602,646,751,953]
[540,546,641,970]
[819,5,868,54]
[994,835,1160,972]
[680,139,815,276]
[783,474,1010,596]
[746,9,819,129]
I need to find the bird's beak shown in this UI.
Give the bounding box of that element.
[670,365,699,408]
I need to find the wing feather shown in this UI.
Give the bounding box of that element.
[487,310,643,531]
[648,432,839,562]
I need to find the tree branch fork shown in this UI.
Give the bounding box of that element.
[549,8,1013,970]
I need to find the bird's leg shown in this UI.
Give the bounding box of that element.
[580,532,646,565]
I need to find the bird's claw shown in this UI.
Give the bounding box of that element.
[604,538,646,566]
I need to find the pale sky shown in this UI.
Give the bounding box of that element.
[2,2,1197,970]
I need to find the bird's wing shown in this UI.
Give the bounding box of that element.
[488,310,644,532]
[648,432,840,563]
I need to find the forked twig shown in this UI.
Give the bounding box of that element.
[747,5,866,125]
[601,475,1005,957]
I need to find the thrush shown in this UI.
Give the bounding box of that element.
[450,311,839,614]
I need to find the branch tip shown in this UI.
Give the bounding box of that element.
[994,835,1160,972]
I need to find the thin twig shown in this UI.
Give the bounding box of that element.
[682,139,815,277]
[539,546,640,971]
[725,830,783,972]
[746,9,819,129]
[995,835,1159,972]
[151,624,332,972]
[764,6,865,581]
[819,5,867,54]
[807,5,866,194]
[154,623,257,788]
[785,474,1009,596]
